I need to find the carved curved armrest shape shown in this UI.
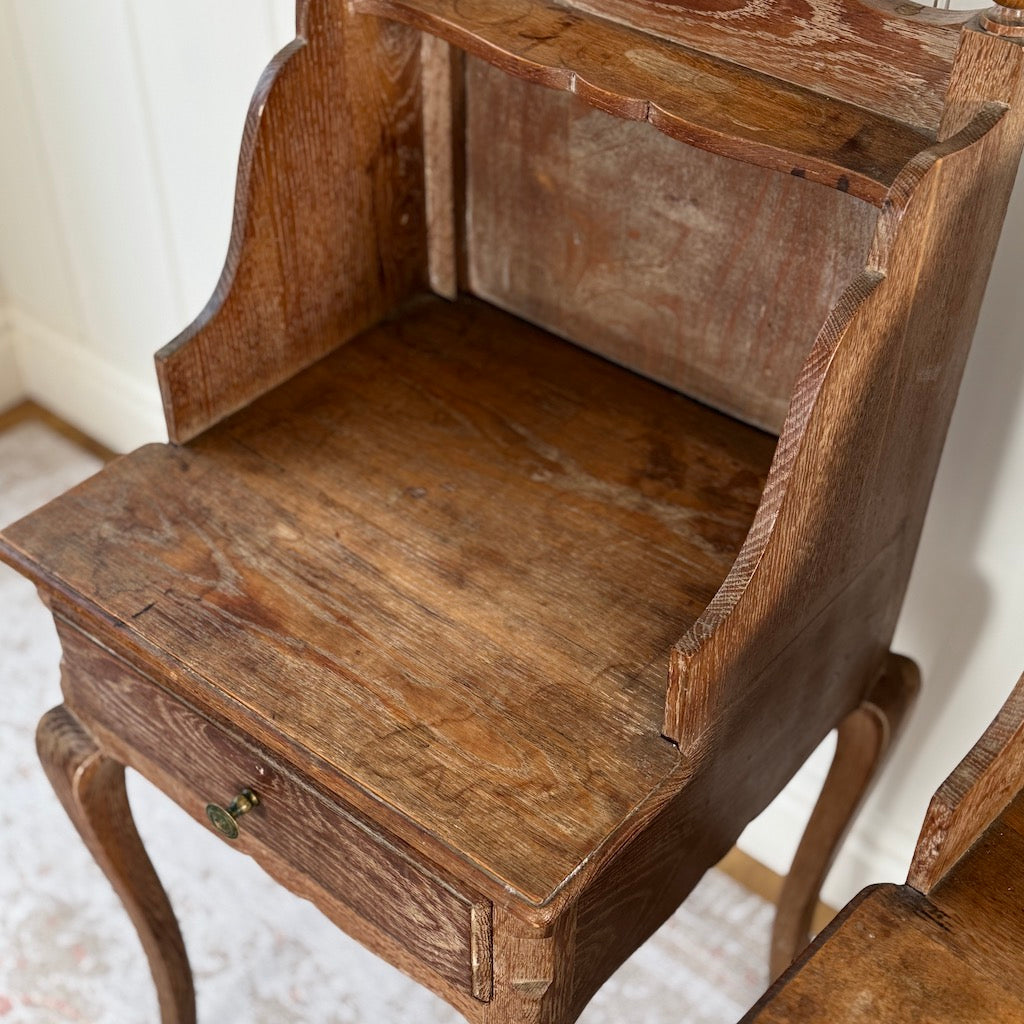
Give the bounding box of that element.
[156,0,429,443]
[665,29,1024,812]
[909,670,1024,892]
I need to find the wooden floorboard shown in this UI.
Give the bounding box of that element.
[0,399,117,463]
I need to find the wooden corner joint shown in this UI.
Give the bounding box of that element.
[493,905,578,1015]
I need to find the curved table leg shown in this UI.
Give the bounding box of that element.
[769,653,920,979]
[36,705,196,1024]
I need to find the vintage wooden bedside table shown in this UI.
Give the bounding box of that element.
[3,1,1024,1021]
[745,668,1024,1023]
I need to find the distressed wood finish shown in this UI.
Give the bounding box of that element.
[155,0,430,443]
[665,56,1024,776]
[747,671,1024,1024]
[3,297,776,908]
[36,706,196,1024]
[421,35,462,299]
[747,880,1024,1024]
[465,57,879,432]
[571,0,968,128]
[357,0,936,202]
[54,617,489,999]
[5,2,1024,1022]
[910,670,1024,893]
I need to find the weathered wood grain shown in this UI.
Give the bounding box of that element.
[54,618,487,999]
[939,19,1024,142]
[909,670,1024,893]
[3,297,776,908]
[421,34,461,299]
[358,0,937,201]
[571,0,968,129]
[155,1,429,443]
[746,689,1024,1024]
[981,5,1024,36]
[745,882,1024,1023]
[665,42,1024,794]
[464,57,878,433]
[10,5,1024,1022]
[36,706,196,1024]
[924,794,1024,995]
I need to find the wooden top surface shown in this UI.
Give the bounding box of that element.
[571,0,966,129]
[2,297,776,904]
[357,0,938,203]
[745,791,1024,1022]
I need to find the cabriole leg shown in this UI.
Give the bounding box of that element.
[769,653,920,978]
[36,705,196,1024]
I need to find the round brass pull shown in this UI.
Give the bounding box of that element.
[205,788,259,840]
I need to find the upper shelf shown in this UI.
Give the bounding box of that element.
[355,0,958,203]
[570,0,968,129]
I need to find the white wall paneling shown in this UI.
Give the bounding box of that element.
[5,304,165,449]
[1,0,1023,916]
[0,0,294,444]
[0,307,23,411]
[0,3,84,344]
[123,3,300,320]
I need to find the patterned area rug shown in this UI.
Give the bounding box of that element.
[0,420,772,1023]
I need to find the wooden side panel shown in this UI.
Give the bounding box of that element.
[572,0,967,130]
[665,31,1024,822]
[909,672,1024,893]
[923,792,1024,990]
[465,58,878,433]
[156,0,429,443]
[421,35,461,299]
[748,794,1024,1022]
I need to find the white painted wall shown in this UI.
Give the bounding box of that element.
[0,0,294,449]
[0,1,1022,915]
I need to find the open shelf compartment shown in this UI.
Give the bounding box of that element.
[355,0,964,202]
[1,295,777,903]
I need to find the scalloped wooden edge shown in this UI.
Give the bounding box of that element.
[154,1,429,443]
[155,5,307,368]
[665,59,1020,751]
[908,669,1024,892]
[355,0,939,203]
[672,101,1009,656]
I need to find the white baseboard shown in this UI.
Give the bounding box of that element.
[6,307,166,452]
[0,308,26,410]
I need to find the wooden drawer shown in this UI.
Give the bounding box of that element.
[55,618,492,1001]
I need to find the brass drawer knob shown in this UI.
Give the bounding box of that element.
[205,788,260,840]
